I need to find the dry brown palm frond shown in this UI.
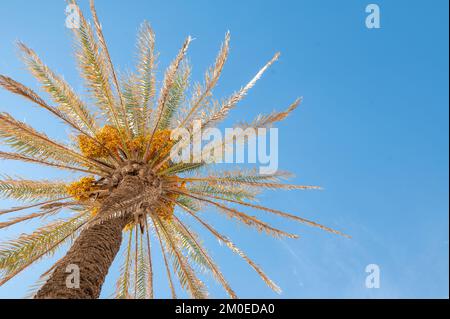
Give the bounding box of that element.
[175,200,282,294]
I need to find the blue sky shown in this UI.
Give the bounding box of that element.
[0,0,448,298]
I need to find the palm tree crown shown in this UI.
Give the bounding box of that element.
[0,0,346,299]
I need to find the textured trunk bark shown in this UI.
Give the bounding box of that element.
[35,175,151,299]
[35,215,130,299]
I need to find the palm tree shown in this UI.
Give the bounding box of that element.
[0,0,347,299]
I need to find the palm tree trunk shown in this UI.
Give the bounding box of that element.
[35,175,149,299]
[35,215,130,299]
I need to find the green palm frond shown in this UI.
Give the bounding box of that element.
[201,53,280,129]
[171,216,237,298]
[159,162,204,176]
[70,1,123,135]
[89,0,130,137]
[17,43,98,135]
[175,190,298,239]
[153,217,177,299]
[135,21,157,135]
[115,229,133,299]
[245,98,302,129]
[153,215,208,299]
[176,195,202,213]
[0,212,89,287]
[144,218,154,299]
[158,62,190,131]
[176,201,282,294]
[197,192,349,237]
[144,37,192,162]
[135,231,149,299]
[177,32,230,128]
[0,207,65,230]
[187,182,260,202]
[0,177,67,202]
[0,113,109,172]
[122,74,142,137]
[0,151,95,175]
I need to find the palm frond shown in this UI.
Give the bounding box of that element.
[174,190,298,239]
[0,177,67,202]
[121,73,142,137]
[178,176,320,191]
[177,32,230,128]
[0,113,111,172]
[135,230,149,299]
[16,43,98,134]
[70,1,123,135]
[187,182,259,201]
[195,192,349,237]
[135,21,157,135]
[152,215,208,299]
[0,75,85,135]
[158,62,190,131]
[171,215,237,298]
[176,201,282,294]
[152,216,177,299]
[144,217,154,298]
[0,198,70,217]
[0,151,96,175]
[0,212,89,287]
[242,98,301,129]
[89,0,130,137]
[158,162,204,176]
[201,53,280,128]
[0,206,65,230]
[115,229,133,299]
[144,37,192,162]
